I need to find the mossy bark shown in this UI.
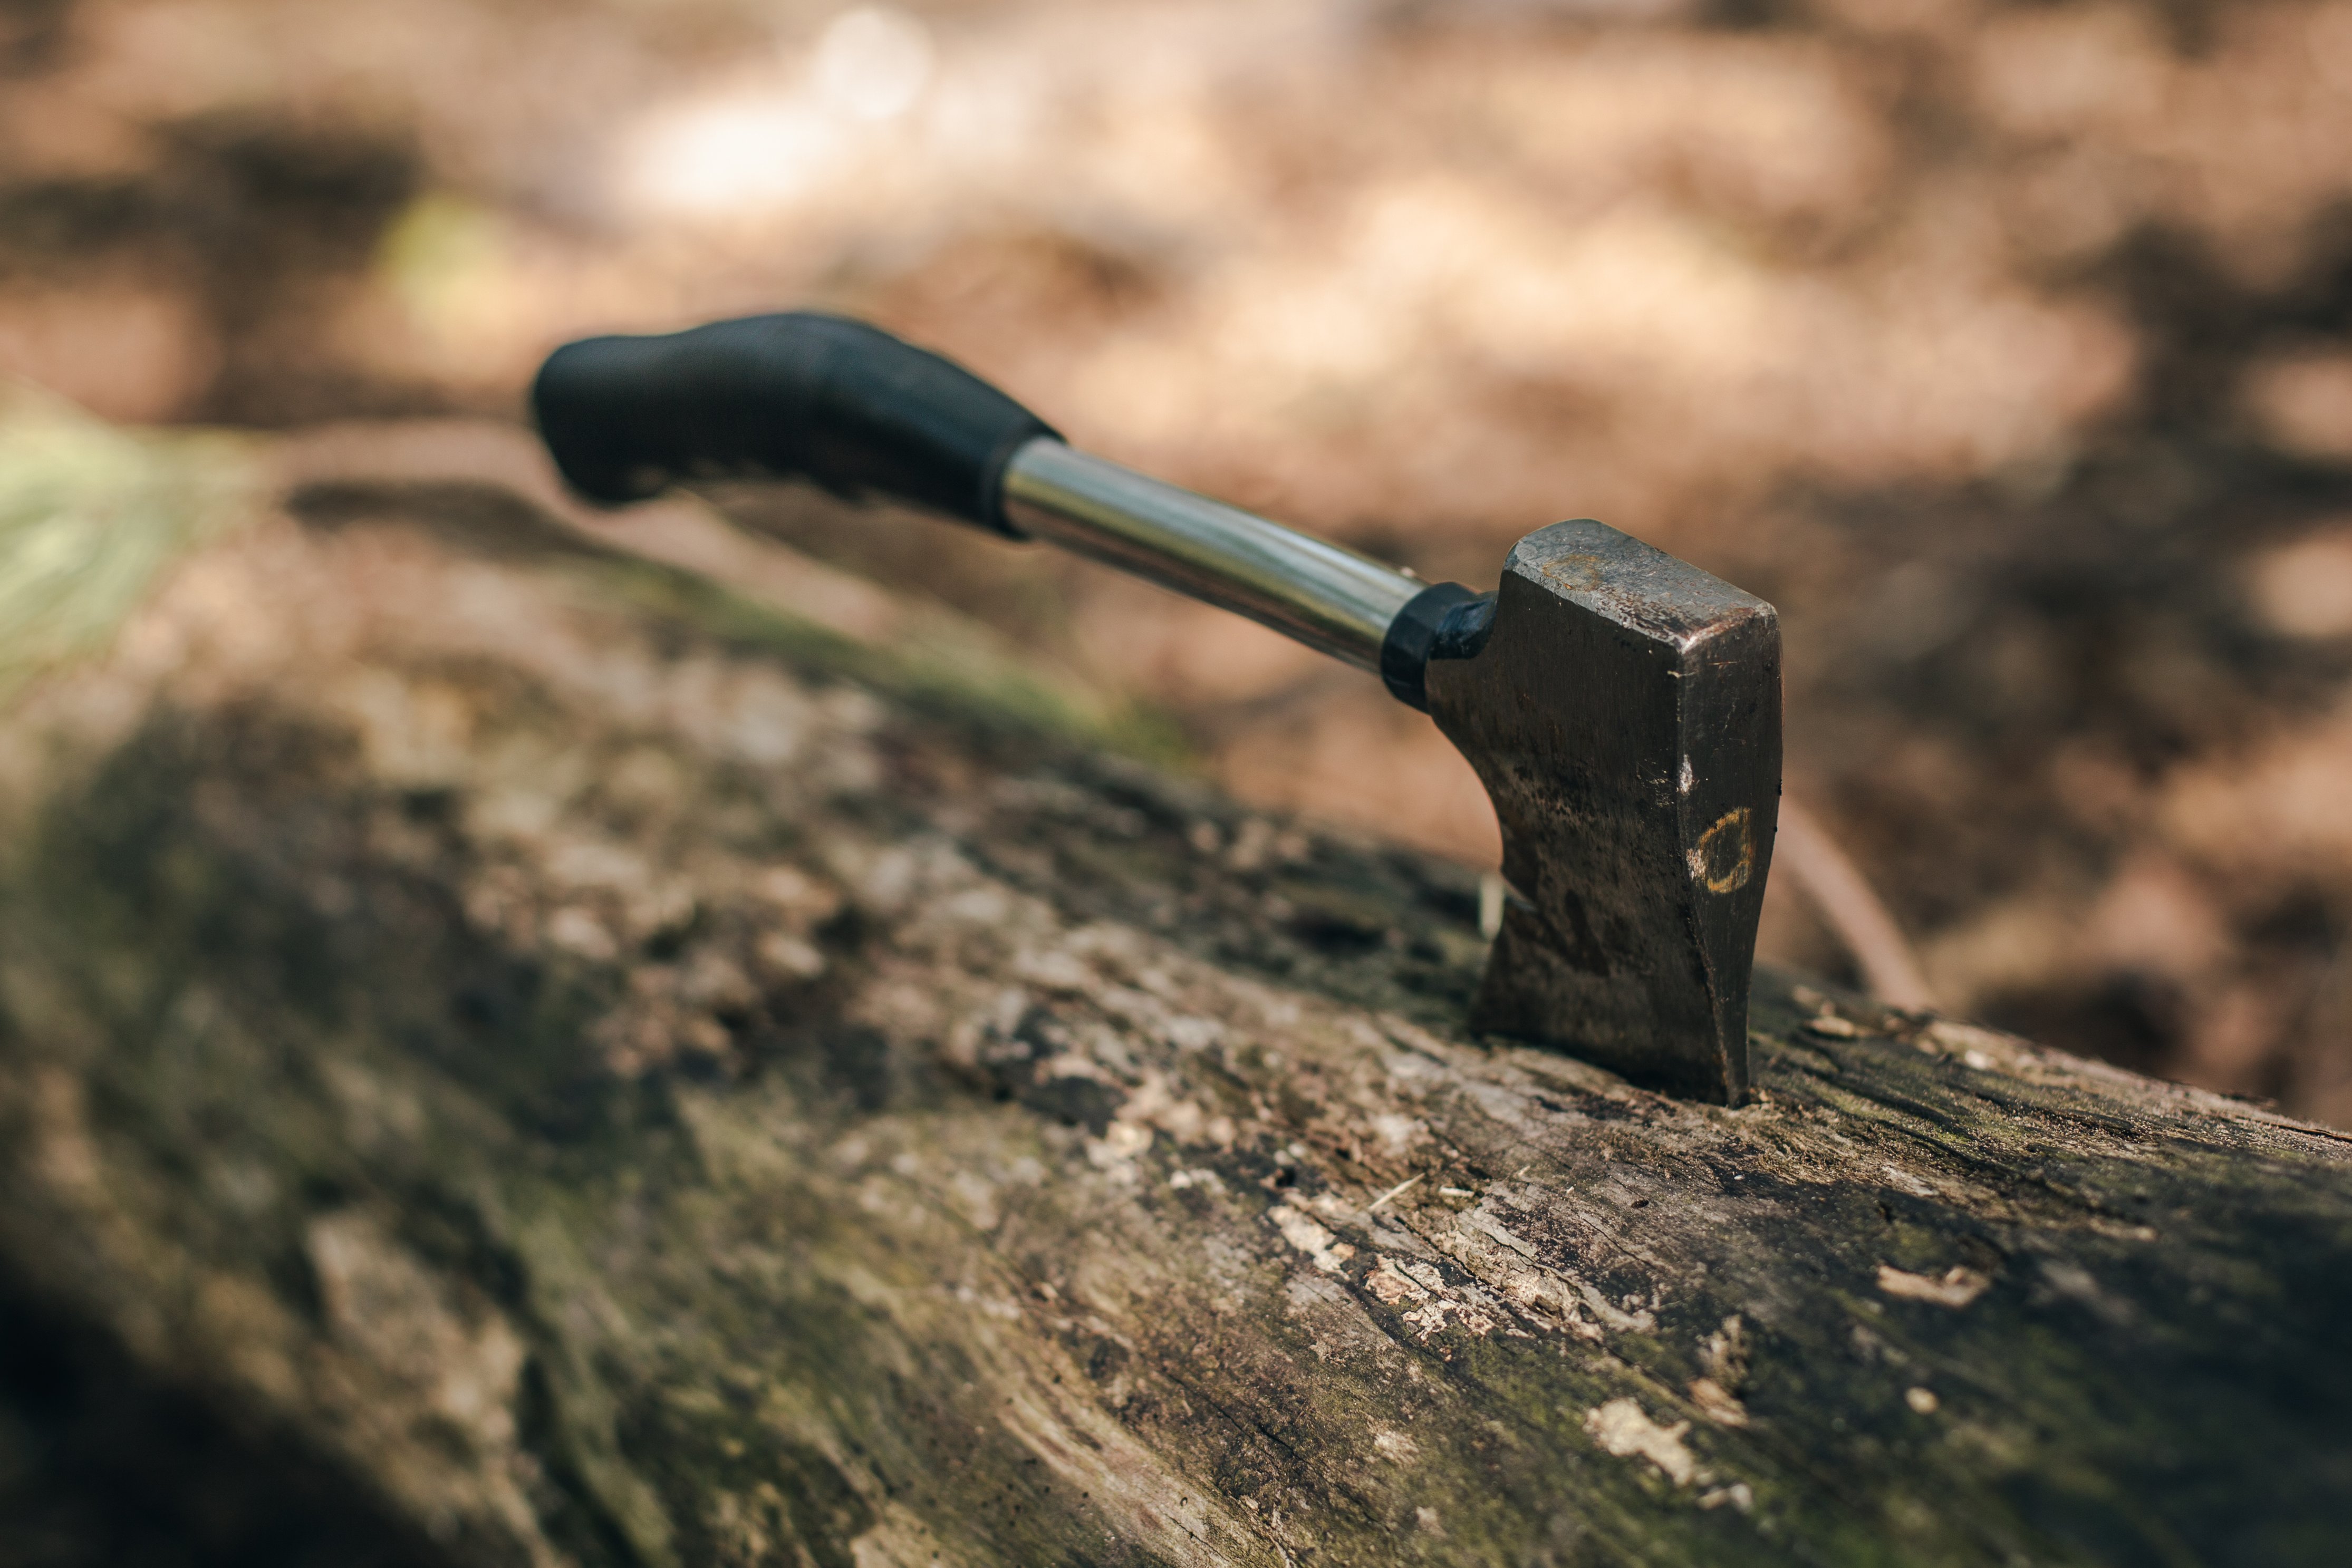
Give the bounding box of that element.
[3,476,2349,1567]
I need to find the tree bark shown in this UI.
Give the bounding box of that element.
[3,437,2349,1568]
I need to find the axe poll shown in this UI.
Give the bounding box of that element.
[533,313,1780,1102]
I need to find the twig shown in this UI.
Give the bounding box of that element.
[1364,1173,1423,1215]
[1776,797,1937,1011]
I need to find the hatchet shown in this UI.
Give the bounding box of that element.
[533,313,1780,1103]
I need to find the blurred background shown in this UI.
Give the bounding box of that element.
[2,0,2349,1121]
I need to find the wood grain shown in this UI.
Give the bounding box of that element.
[3,460,2348,1566]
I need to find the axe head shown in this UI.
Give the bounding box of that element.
[1424,521,1781,1104]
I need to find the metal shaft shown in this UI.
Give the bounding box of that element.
[1000,440,1425,670]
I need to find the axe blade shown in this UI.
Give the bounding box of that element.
[1425,520,1781,1104]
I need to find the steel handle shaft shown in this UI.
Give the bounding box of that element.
[1001,441,1424,671]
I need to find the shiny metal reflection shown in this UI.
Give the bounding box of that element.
[1001,439,1424,670]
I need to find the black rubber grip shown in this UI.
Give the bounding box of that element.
[532,313,1058,536]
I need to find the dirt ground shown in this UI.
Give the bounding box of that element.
[3,0,2350,1122]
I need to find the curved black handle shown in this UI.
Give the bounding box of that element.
[532,313,1058,536]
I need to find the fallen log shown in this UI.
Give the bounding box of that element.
[3,413,2348,1567]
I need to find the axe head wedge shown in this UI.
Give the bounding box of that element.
[1425,520,1781,1104]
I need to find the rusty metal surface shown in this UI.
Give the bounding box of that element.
[1429,521,1781,1102]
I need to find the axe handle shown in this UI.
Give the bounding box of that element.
[533,312,1469,695]
[997,440,1420,671]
